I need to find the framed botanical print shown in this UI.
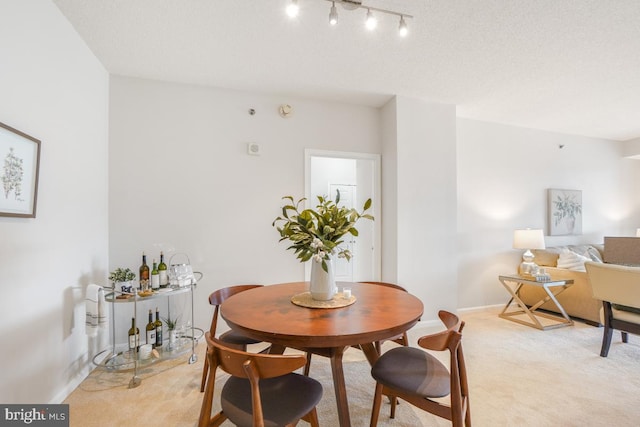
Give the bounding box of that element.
[0,122,41,218]
[548,188,582,236]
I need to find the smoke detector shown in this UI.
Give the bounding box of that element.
[279,104,293,118]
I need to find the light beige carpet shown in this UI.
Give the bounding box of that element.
[64,308,640,426]
[64,343,418,426]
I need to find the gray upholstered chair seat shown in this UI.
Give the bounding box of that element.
[371,346,450,398]
[221,373,323,427]
[219,329,261,346]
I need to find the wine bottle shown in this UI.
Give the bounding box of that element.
[128,317,139,352]
[154,307,163,348]
[146,309,156,347]
[158,252,168,288]
[139,253,150,291]
[151,259,160,290]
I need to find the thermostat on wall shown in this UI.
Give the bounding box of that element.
[247,142,261,156]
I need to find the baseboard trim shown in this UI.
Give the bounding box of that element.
[458,304,503,314]
[50,362,95,404]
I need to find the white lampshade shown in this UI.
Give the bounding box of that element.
[637,228,640,237]
[513,229,546,250]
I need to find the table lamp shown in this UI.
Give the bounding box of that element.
[513,229,546,276]
[636,228,640,237]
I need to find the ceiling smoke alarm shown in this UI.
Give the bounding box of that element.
[279,104,293,118]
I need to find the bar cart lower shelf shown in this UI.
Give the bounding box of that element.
[93,333,204,371]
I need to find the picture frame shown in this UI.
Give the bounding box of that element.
[0,122,41,218]
[548,188,582,236]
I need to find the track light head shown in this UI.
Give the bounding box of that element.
[399,15,408,37]
[329,2,338,26]
[286,0,299,18]
[365,9,377,30]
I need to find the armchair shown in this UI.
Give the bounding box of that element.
[585,262,640,357]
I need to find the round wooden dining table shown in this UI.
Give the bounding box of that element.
[220,281,424,427]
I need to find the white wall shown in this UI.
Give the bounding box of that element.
[380,99,399,281]
[622,137,640,158]
[456,118,640,308]
[387,97,459,318]
[0,0,109,403]
[108,76,382,340]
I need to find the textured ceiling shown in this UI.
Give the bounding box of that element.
[53,0,640,141]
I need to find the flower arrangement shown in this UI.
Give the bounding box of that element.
[108,267,136,283]
[272,191,373,272]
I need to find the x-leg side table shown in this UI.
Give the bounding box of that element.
[498,275,575,330]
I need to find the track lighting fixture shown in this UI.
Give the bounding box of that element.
[286,0,413,37]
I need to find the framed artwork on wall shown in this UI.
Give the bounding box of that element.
[548,188,582,236]
[0,122,41,218]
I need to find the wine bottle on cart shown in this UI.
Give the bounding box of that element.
[158,252,168,288]
[155,307,163,348]
[128,317,139,352]
[146,309,156,347]
[139,253,150,290]
[151,260,160,290]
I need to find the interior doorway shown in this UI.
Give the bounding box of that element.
[304,149,381,282]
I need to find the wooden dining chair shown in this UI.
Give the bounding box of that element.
[199,333,323,427]
[303,280,411,376]
[200,284,266,392]
[369,310,471,427]
[359,281,410,352]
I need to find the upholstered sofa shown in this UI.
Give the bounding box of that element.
[517,244,604,326]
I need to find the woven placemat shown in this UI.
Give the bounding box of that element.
[291,292,356,309]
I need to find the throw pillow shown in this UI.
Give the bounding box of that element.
[568,245,603,262]
[586,246,603,262]
[556,249,591,271]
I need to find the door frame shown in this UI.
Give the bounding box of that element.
[304,149,382,281]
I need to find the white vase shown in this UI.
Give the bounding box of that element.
[168,329,178,350]
[116,280,134,294]
[310,257,337,301]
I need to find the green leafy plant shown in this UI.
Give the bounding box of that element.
[108,267,136,283]
[272,191,373,272]
[161,314,180,330]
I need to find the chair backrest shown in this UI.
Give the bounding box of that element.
[417,310,464,351]
[205,333,309,426]
[416,310,468,425]
[586,262,640,309]
[207,333,307,379]
[358,281,407,292]
[208,284,263,336]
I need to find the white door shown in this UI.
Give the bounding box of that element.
[304,150,381,283]
[329,184,356,282]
